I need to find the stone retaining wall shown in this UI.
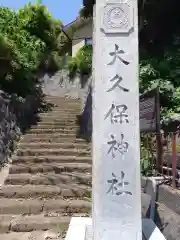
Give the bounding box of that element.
[41,69,90,101]
[0,91,41,166]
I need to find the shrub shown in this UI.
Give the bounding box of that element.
[0,4,64,97]
[67,45,92,78]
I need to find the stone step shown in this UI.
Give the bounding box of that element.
[45,102,80,106]
[26,129,77,135]
[28,129,77,134]
[37,117,77,121]
[38,114,77,119]
[44,109,80,113]
[45,96,80,100]
[37,120,78,126]
[45,100,81,105]
[42,109,80,112]
[41,107,79,111]
[33,123,79,128]
[29,126,78,130]
[20,137,86,143]
[35,123,79,128]
[0,198,91,215]
[9,162,92,174]
[48,106,80,109]
[45,109,80,113]
[38,119,78,123]
[48,97,80,101]
[18,142,90,150]
[38,118,78,124]
[0,231,61,240]
[41,110,79,114]
[39,110,77,114]
[36,117,79,122]
[23,133,77,138]
[44,104,81,109]
[0,214,70,233]
[45,95,79,98]
[12,155,91,164]
[45,98,80,102]
[44,103,80,106]
[38,113,77,118]
[45,99,81,104]
[46,111,79,114]
[45,111,80,115]
[0,184,91,199]
[5,172,92,186]
[33,127,78,132]
[16,148,91,157]
[21,135,85,142]
[29,126,79,131]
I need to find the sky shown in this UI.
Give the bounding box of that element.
[0,0,82,25]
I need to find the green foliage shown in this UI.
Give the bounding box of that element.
[140,134,155,176]
[0,3,63,97]
[41,51,64,74]
[139,38,180,175]
[18,3,62,50]
[67,45,92,78]
[79,6,93,19]
[139,37,180,120]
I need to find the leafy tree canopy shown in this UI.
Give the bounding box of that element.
[0,2,64,97]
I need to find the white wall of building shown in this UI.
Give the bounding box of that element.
[72,19,92,57]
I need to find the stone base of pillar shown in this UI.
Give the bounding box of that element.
[65,217,166,240]
[65,217,92,240]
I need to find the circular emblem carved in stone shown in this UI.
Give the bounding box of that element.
[107,7,128,29]
[102,3,133,34]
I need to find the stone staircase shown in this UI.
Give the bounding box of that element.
[0,96,92,239]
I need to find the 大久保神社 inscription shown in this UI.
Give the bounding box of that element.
[104,103,129,124]
[107,172,132,196]
[107,44,130,66]
[107,133,129,159]
[107,74,129,93]
[93,0,141,239]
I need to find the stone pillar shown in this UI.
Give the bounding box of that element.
[92,0,142,239]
